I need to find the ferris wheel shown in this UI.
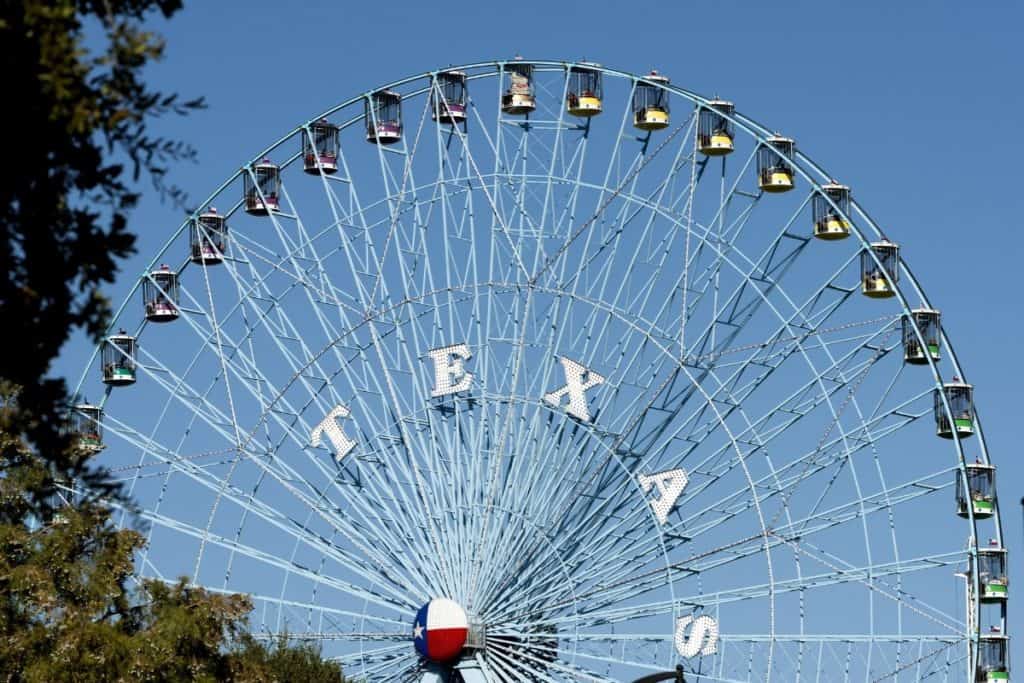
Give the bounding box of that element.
[70,59,1010,682]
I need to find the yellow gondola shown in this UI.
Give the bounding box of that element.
[698,99,735,156]
[861,240,899,298]
[633,70,670,131]
[813,182,852,240]
[757,135,795,193]
[567,63,602,117]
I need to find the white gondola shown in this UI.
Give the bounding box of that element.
[501,57,536,115]
[956,462,994,519]
[102,330,136,386]
[366,90,403,144]
[633,70,670,131]
[976,630,1009,683]
[68,403,103,454]
[976,542,1008,603]
[902,308,941,364]
[142,264,180,323]
[698,99,735,156]
[757,135,795,193]
[189,207,227,265]
[935,377,974,438]
[244,159,280,215]
[433,71,468,125]
[303,119,339,174]
[861,240,899,298]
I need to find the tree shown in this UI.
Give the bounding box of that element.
[230,634,348,683]
[0,3,347,679]
[0,0,203,506]
[1,387,348,681]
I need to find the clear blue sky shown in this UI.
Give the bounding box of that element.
[57,0,1024,658]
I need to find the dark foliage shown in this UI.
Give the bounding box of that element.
[0,0,202,508]
[0,3,347,680]
[1,396,346,680]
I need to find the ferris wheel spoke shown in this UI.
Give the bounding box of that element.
[185,254,454,575]
[528,542,964,635]
[184,252,352,581]
[671,434,945,558]
[367,90,436,310]
[434,82,533,284]
[491,631,676,677]
[102,416,436,604]
[350,313,471,598]
[553,120,697,295]
[333,645,416,673]
[664,325,902,527]
[250,630,410,644]
[478,327,785,606]
[122,500,415,612]
[107,338,448,601]
[128,346,257,447]
[483,650,550,683]
[216,590,409,631]
[543,183,703,421]
[721,634,961,643]
[682,215,813,368]
[489,640,610,682]
[660,553,963,629]
[111,314,250,517]
[668,278,881,468]
[692,276,894,464]
[314,145,392,313]
[680,469,955,578]
[676,147,761,338]
[482,442,696,616]
[682,338,891,470]
[537,448,952,614]
[244,158,479,589]
[516,185,811,464]
[480,443,664,614]
[676,276,897,529]
[770,537,964,633]
[539,120,693,300]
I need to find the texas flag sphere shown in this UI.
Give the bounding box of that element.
[413,598,469,663]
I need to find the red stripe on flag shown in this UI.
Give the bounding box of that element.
[426,626,468,661]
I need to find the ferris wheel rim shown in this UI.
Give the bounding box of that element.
[69,58,1004,679]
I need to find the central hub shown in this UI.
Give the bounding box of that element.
[413,598,469,663]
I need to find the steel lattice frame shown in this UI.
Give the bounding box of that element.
[72,60,1006,682]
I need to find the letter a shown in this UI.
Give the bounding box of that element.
[674,614,719,657]
[311,405,356,461]
[427,343,473,397]
[543,357,605,422]
[638,468,689,525]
